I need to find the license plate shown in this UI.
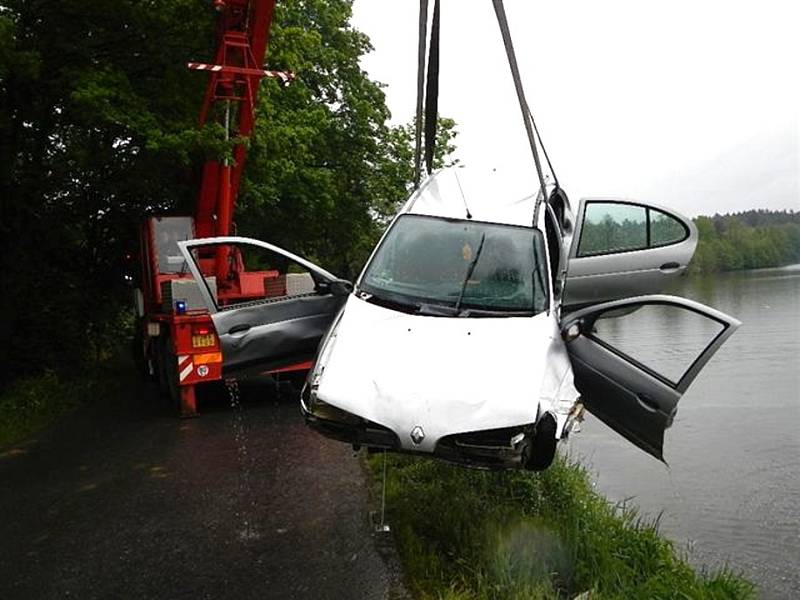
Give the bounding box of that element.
[192,334,215,348]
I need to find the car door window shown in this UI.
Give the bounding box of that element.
[186,241,326,312]
[178,237,348,377]
[577,201,689,257]
[578,203,647,256]
[650,208,688,247]
[589,303,726,386]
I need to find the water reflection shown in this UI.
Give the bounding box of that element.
[596,304,724,385]
[567,265,800,600]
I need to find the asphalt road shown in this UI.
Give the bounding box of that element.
[0,374,408,600]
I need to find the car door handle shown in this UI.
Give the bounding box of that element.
[636,393,660,413]
[659,261,680,272]
[228,324,252,335]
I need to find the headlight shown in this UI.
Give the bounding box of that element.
[309,399,363,426]
[309,324,339,388]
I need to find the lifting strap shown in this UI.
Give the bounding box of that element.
[413,0,429,188]
[413,0,441,186]
[491,0,548,224]
[415,0,562,211]
[423,0,441,176]
[529,106,560,191]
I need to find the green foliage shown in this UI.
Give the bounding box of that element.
[0,0,211,385]
[690,210,800,274]
[0,367,118,447]
[0,0,455,386]
[370,454,754,599]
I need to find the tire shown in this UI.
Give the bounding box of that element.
[163,339,182,411]
[132,322,154,381]
[523,413,557,472]
[154,335,179,410]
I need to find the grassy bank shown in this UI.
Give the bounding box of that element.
[370,454,753,600]
[0,366,118,448]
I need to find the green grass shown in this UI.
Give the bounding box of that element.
[0,368,115,448]
[370,454,754,600]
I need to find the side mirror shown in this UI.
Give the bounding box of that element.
[322,278,353,297]
[562,322,582,342]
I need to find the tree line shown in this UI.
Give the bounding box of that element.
[690,210,800,273]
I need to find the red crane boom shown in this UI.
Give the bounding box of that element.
[135,0,292,416]
[190,0,292,283]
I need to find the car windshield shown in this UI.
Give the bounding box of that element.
[360,214,549,316]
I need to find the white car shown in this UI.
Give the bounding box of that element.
[179,167,739,470]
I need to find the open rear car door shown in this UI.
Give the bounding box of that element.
[177,237,351,378]
[563,199,698,310]
[561,295,740,461]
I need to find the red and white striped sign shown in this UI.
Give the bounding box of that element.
[177,354,193,383]
[187,62,295,84]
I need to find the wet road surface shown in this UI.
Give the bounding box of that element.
[0,375,407,599]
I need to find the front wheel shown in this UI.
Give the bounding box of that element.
[522,413,557,472]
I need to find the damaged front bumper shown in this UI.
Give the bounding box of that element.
[300,385,401,450]
[300,384,534,470]
[434,426,530,469]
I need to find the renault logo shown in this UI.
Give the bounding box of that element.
[410,426,425,445]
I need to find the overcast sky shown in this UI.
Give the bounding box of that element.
[351,0,799,216]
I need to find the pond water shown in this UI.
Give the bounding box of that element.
[566,264,800,599]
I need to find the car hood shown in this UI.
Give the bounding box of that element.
[314,295,571,452]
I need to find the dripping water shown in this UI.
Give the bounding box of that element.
[225,377,260,541]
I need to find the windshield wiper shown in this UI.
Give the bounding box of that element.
[454,233,486,313]
[365,293,460,317]
[362,292,421,315]
[458,307,535,318]
[418,303,458,316]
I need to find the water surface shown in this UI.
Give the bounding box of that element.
[567,265,800,599]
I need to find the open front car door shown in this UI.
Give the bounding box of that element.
[177,236,351,378]
[561,295,740,461]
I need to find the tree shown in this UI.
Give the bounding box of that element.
[0,0,456,386]
[688,211,800,274]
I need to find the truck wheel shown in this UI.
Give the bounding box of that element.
[523,413,557,472]
[132,323,154,381]
[154,336,178,407]
[163,341,182,412]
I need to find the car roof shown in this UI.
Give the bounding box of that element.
[400,166,546,228]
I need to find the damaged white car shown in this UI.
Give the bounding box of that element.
[300,167,740,470]
[178,166,739,471]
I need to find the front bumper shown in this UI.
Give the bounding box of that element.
[434,427,529,469]
[300,385,532,470]
[300,386,401,450]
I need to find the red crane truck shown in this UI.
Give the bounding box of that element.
[133,0,300,416]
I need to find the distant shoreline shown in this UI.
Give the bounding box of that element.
[689,261,800,275]
[688,209,800,274]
